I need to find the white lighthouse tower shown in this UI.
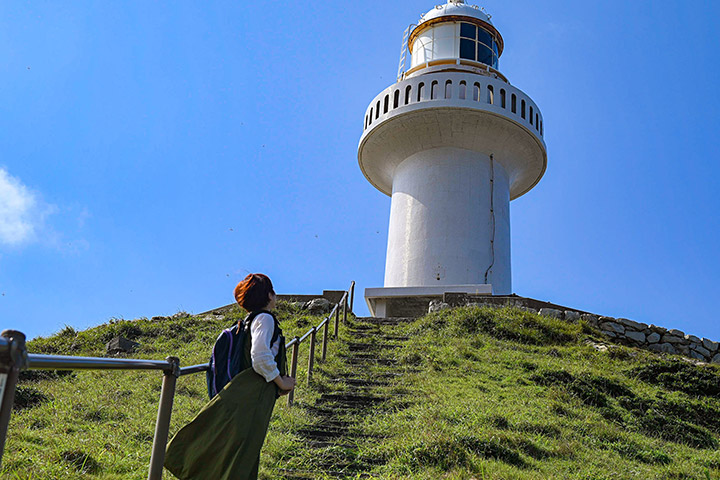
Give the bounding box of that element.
[360,0,547,317]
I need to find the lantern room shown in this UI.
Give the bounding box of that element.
[409,1,504,72]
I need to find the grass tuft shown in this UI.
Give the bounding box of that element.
[13,386,49,410]
[411,306,582,346]
[402,435,527,470]
[630,360,720,397]
[61,450,101,474]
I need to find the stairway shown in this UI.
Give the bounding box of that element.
[272,316,416,479]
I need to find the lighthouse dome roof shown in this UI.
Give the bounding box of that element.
[419,1,493,26]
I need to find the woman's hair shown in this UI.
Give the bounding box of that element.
[234,273,275,312]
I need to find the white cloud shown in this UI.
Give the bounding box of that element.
[0,167,51,246]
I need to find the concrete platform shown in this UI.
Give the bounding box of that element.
[365,285,493,317]
[365,286,593,318]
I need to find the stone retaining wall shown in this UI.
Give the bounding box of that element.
[430,295,720,365]
[578,312,720,364]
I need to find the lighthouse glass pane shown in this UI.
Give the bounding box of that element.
[412,34,433,66]
[492,41,499,57]
[433,24,455,59]
[477,44,493,65]
[460,23,476,39]
[460,39,475,60]
[477,28,493,48]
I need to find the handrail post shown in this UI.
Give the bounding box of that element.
[0,330,27,470]
[307,328,316,383]
[334,304,340,339]
[287,338,300,407]
[343,294,348,326]
[147,357,180,480]
[350,281,355,314]
[321,317,329,362]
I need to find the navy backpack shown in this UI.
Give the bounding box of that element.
[206,310,280,399]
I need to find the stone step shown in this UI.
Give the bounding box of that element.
[347,385,409,394]
[273,468,372,479]
[341,356,398,366]
[302,404,382,417]
[302,405,347,417]
[297,427,377,440]
[342,352,397,360]
[355,317,416,325]
[330,378,391,387]
[318,393,387,405]
[303,439,357,449]
[334,372,404,380]
[312,462,379,472]
[307,418,350,428]
[332,383,395,391]
[348,332,410,341]
[347,325,377,331]
[297,427,354,439]
[347,342,399,351]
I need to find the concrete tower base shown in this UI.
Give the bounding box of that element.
[384,147,511,294]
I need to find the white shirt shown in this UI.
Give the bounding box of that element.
[250,313,281,382]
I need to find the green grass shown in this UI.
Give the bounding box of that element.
[3,302,327,479]
[4,304,720,479]
[359,307,720,479]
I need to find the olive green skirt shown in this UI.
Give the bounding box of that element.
[164,368,277,480]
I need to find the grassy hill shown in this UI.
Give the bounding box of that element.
[4,303,720,479]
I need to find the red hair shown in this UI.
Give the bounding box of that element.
[234,273,275,312]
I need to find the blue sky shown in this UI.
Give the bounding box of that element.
[1,1,719,343]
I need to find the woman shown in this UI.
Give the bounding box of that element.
[164,274,296,480]
[236,274,296,397]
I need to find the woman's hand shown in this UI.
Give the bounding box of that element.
[273,375,296,392]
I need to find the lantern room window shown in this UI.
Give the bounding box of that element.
[459,22,499,69]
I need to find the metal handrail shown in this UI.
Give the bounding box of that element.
[26,354,176,372]
[178,363,210,377]
[298,326,316,344]
[0,280,356,479]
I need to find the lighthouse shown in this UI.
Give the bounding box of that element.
[359,0,547,317]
